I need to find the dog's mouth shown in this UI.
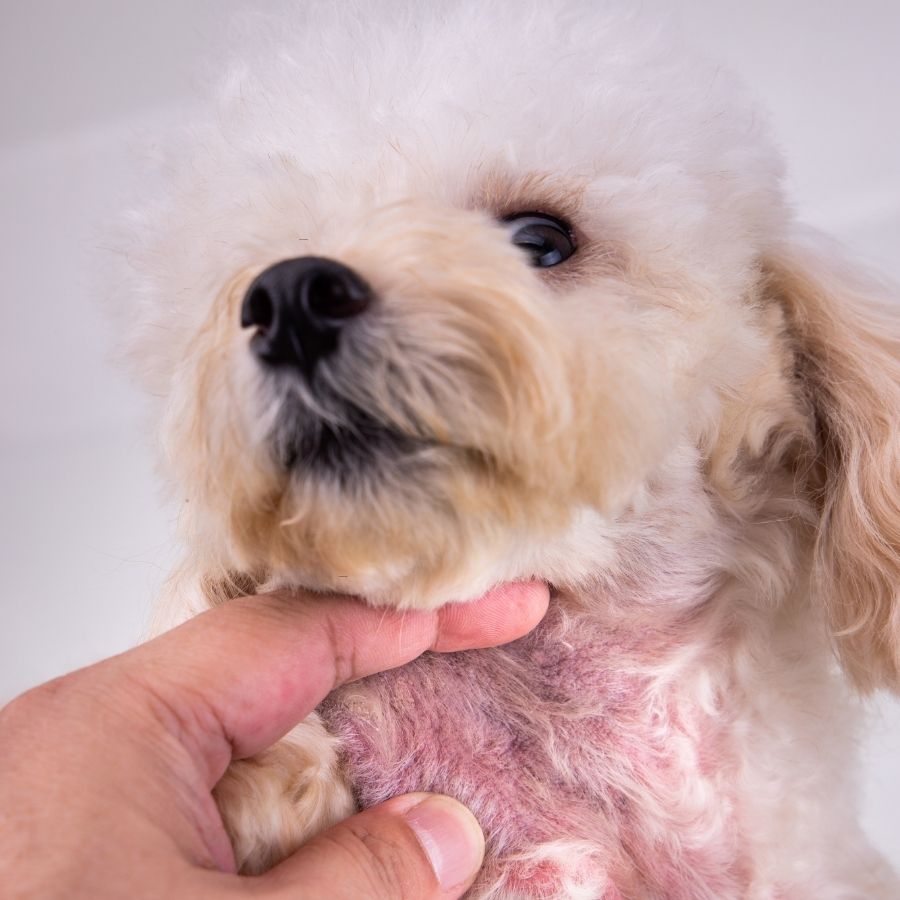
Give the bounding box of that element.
[271,400,435,479]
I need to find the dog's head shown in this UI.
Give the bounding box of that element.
[121,3,899,688]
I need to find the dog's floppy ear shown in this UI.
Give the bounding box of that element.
[763,226,900,692]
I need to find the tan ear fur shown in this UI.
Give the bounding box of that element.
[764,227,900,692]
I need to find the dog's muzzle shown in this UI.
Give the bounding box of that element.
[241,256,372,376]
[241,256,425,476]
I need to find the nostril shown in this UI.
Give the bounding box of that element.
[241,286,275,332]
[305,270,371,321]
[241,256,372,373]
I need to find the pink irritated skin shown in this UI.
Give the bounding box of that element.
[320,577,750,899]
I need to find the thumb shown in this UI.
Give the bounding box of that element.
[256,793,486,899]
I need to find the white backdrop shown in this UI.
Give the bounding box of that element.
[1,0,897,867]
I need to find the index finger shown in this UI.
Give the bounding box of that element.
[122,581,549,788]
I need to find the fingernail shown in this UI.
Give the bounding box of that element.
[405,795,485,891]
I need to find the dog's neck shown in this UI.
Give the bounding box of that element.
[511,447,751,614]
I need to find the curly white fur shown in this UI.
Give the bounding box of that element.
[119,2,900,897]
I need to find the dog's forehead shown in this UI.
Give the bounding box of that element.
[212,3,778,205]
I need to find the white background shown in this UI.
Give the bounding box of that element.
[1,0,897,868]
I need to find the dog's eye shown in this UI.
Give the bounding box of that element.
[503,212,576,268]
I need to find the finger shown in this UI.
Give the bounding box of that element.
[433,579,550,651]
[252,793,485,900]
[120,581,549,786]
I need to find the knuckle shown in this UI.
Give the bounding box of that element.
[0,675,83,740]
[321,611,362,688]
[3,678,68,720]
[0,692,34,733]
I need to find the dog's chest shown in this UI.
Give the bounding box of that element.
[320,596,750,898]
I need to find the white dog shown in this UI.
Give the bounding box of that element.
[119,3,900,897]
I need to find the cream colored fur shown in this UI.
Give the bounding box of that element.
[122,2,900,896]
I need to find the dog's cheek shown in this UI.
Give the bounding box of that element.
[556,288,681,516]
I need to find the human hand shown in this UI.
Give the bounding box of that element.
[0,582,549,899]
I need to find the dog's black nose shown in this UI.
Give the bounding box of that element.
[241,256,372,373]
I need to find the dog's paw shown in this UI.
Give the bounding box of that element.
[214,714,354,873]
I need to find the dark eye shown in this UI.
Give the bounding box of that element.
[503,212,576,268]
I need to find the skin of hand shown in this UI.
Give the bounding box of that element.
[0,582,550,900]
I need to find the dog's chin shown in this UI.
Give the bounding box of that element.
[239,406,525,606]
